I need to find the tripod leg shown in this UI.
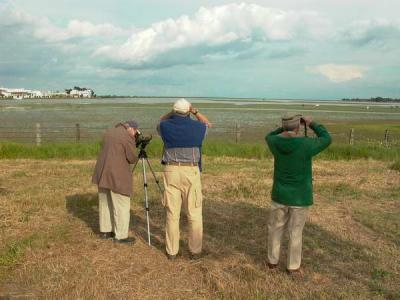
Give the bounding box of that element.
[131,159,140,173]
[145,157,164,194]
[141,158,151,246]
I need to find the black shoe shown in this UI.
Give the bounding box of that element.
[113,237,135,245]
[286,268,303,275]
[189,252,204,260]
[166,253,177,260]
[99,232,115,240]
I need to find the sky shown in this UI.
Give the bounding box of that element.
[0,0,399,99]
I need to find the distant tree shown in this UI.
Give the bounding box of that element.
[342,97,400,103]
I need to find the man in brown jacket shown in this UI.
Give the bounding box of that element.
[92,120,139,244]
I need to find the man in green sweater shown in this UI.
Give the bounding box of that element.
[265,113,331,274]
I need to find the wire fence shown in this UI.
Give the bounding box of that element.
[0,123,398,147]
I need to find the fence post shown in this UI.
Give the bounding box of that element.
[349,128,354,145]
[35,123,41,146]
[75,123,81,143]
[235,123,241,143]
[384,129,389,147]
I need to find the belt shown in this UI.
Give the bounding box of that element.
[165,161,199,166]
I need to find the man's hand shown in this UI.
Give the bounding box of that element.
[302,116,312,127]
[189,105,198,115]
[189,105,212,127]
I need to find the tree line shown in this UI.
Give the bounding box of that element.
[342,97,400,103]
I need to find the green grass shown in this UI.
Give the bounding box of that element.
[0,235,38,267]
[0,142,101,159]
[0,140,399,161]
[322,143,400,161]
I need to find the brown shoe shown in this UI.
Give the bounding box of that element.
[189,249,210,260]
[189,252,203,260]
[166,251,180,260]
[99,232,115,240]
[267,263,278,269]
[286,268,302,275]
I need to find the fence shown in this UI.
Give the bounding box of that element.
[0,123,398,147]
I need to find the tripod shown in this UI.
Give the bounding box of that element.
[132,147,163,246]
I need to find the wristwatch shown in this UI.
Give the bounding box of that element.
[192,109,199,115]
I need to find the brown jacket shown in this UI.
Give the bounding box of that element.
[92,125,137,196]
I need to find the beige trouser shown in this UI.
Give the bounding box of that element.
[163,165,203,256]
[267,201,309,270]
[98,188,131,240]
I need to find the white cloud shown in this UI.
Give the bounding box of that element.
[34,19,128,42]
[0,5,129,43]
[306,64,367,83]
[95,3,329,66]
[341,19,400,46]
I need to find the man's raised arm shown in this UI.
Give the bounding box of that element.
[190,106,212,127]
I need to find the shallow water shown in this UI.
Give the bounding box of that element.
[1,97,399,143]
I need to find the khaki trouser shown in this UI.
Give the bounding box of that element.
[267,201,309,270]
[98,188,131,240]
[163,165,203,256]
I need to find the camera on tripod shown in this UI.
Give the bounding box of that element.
[135,130,152,149]
[131,130,163,246]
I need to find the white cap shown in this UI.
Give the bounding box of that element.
[173,98,191,115]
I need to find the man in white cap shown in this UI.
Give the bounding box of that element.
[157,99,211,260]
[92,120,139,244]
[265,114,331,274]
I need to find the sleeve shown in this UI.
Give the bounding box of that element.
[265,127,284,155]
[124,138,138,164]
[156,122,161,135]
[265,127,284,139]
[204,124,209,138]
[306,122,332,157]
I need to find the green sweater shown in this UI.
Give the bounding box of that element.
[265,122,332,207]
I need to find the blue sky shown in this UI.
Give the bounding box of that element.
[1,0,399,99]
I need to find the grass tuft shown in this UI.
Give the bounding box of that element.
[0,235,38,267]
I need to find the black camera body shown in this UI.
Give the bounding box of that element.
[300,117,308,137]
[135,131,152,149]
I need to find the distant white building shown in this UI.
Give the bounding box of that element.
[0,86,94,99]
[41,90,51,98]
[0,87,44,99]
[0,88,11,98]
[68,87,94,98]
[50,91,68,97]
[30,90,43,98]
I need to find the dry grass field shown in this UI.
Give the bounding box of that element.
[0,157,399,299]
